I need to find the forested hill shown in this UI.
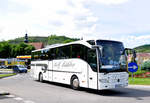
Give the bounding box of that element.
[134,44,150,53]
[8,35,79,45]
[7,35,150,53]
[0,35,79,58]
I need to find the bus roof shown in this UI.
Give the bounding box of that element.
[32,39,123,52]
[32,40,92,52]
[86,39,123,43]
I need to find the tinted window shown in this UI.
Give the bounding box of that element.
[87,49,97,72]
[72,44,85,60]
[32,44,87,61]
[40,49,49,60]
[31,49,49,61]
[47,48,56,60]
[31,51,40,61]
[58,46,71,59]
[97,40,124,65]
[87,40,95,45]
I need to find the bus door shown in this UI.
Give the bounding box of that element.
[87,49,98,89]
[41,61,52,81]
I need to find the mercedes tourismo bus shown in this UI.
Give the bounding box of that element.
[30,40,136,90]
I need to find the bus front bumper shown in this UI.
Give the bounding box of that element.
[99,81,128,90]
[98,72,129,90]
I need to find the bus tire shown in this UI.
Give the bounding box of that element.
[71,76,79,90]
[39,73,43,82]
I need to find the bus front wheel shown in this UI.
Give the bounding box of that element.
[71,76,79,90]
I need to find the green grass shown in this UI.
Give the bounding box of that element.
[129,77,150,85]
[0,73,16,78]
[0,69,13,71]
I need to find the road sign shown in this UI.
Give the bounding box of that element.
[128,62,138,73]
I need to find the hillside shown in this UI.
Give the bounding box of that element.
[8,36,48,44]
[8,35,79,45]
[0,35,79,58]
[134,44,150,53]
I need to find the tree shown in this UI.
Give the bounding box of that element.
[0,42,11,58]
[0,42,35,58]
[48,35,78,45]
[15,42,35,56]
[24,45,35,55]
[141,60,150,71]
[63,39,74,43]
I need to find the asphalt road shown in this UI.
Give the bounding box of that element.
[0,73,150,103]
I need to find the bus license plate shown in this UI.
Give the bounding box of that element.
[115,84,122,88]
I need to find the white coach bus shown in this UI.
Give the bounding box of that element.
[30,40,136,90]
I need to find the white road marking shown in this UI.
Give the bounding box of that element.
[5,95,15,98]
[24,100,35,103]
[14,97,23,101]
[5,95,36,103]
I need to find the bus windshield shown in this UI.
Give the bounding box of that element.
[96,40,127,72]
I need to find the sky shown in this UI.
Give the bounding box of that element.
[0,0,150,48]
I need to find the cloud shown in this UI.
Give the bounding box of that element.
[0,27,4,34]
[92,0,129,5]
[0,0,150,49]
[116,34,150,48]
[0,0,99,40]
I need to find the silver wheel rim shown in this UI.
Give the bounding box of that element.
[73,78,79,88]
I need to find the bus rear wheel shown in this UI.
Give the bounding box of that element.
[71,76,79,90]
[39,73,43,82]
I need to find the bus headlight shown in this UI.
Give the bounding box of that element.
[99,79,109,83]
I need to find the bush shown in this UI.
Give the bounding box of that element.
[141,60,150,70]
[128,69,148,77]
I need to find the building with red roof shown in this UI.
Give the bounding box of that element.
[136,53,150,65]
[29,42,44,50]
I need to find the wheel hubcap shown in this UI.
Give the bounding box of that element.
[73,79,79,88]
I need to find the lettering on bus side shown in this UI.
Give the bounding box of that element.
[62,61,75,67]
[54,61,75,68]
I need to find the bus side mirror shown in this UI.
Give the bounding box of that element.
[124,48,136,56]
[133,50,136,58]
[92,45,103,56]
[124,48,136,62]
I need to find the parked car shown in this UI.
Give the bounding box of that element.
[12,65,27,73]
[1,65,7,69]
[7,65,13,69]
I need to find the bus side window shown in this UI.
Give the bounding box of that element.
[60,46,71,59]
[32,51,40,61]
[87,40,95,45]
[72,44,84,60]
[31,52,34,61]
[40,49,49,60]
[48,48,56,60]
[87,49,97,72]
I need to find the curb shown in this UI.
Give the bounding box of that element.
[0,73,16,79]
[129,85,150,88]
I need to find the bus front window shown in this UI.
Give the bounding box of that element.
[97,40,127,72]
